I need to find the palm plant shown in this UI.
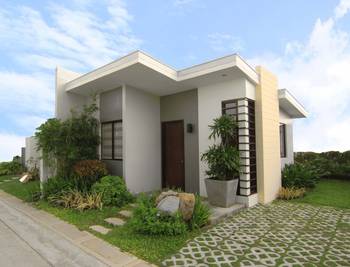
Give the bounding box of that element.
[201,115,241,180]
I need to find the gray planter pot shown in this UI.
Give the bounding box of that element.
[205,178,239,207]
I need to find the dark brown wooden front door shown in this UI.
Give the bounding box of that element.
[162,120,185,190]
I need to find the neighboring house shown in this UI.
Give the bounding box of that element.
[26,51,307,207]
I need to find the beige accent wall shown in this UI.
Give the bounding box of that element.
[255,66,281,204]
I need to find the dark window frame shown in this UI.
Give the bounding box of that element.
[222,98,257,195]
[280,123,287,158]
[101,120,123,161]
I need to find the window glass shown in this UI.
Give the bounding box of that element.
[101,123,113,159]
[114,122,123,159]
[101,121,122,160]
[280,124,287,158]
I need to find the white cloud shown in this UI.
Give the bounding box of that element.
[334,0,350,19]
[0,0,141,161]
[0,71,53,114]
[208,33,243,53]
[0,133,25,162]
[173,0,196,7]
[249,1,350,152]
[0,1,141,71]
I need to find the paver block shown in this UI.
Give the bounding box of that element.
[105,217,125,226]
[119,210,133,218]
[89,225,111,235]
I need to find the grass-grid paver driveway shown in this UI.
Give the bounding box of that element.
[162,202,350,267]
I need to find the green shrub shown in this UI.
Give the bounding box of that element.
[35,99,100,178]
[130,194,187,236]
[282,163,319,188]
[0,160,24,175]
[42,176,74,199]
[92,176,133,207]
[73,160,108,191]
[188,196,210,230]
[295,151,350,180]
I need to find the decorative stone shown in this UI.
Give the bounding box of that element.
[89,225,111,235]
[19,174,30,183]
[178,193,195,221]
[155,190,178,205]
[118,210,133,218]
[104,217,125,226]
[156,196,180,215]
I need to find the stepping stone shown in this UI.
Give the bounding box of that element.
[4,180,11,182]
[129,203,137,208]
[104,217,125,226]
[89,225,111,235]
[118,210,133,218]
[11,177,18,180]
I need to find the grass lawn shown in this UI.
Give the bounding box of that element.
[293,178,350,209]
[0,175,201,264]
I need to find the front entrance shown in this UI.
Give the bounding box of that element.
[162,120,185,190]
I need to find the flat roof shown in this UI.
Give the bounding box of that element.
[64,50,259,96]
[279,89,308,118]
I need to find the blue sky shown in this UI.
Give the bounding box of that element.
[1,0,350,161]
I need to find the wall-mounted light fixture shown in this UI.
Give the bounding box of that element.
[187,123,193,133]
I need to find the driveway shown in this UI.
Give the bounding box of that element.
[0,194,108,267]
[162,202,350,266]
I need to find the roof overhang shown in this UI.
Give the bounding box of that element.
[64,51,259,96]
[279,89,308,118]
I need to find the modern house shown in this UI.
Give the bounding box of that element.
[26,51,307,207]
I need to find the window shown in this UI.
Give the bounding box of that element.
[222,98,257,195]
[280,123,287,158]
[101,121,122,160]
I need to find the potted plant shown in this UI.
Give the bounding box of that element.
[201,115,241,207]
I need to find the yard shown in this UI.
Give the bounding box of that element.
[0,175,201,264]
[1,175,349,266]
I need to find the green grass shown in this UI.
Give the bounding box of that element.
[292,179,350,209]
[0,175,201,264]
[0,175,40,201]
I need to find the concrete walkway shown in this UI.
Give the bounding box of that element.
[0,190,152,267]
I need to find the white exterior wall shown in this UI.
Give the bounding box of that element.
[123,85,162,193]
[55,67,87,120]
[25,136,40,170]
[198,78,256,196]
[279,109,294,168]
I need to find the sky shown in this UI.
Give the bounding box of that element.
[1,0,350,161]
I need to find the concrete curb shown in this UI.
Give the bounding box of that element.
[0,190,156,267]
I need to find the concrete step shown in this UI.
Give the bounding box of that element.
[207,202,246,225]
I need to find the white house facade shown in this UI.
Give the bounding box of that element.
[25,51,307,207]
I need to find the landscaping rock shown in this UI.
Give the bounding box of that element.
[155,190,178,205]
[19,174,30,183]
[156,195,180,215]
[89,225,111,235]
[178,193,195,221]
[118,210,133,218]
[104,217,125,226]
